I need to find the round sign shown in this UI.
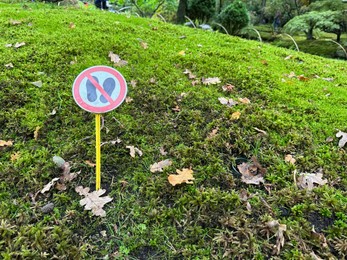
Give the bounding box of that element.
[72,66,127,113]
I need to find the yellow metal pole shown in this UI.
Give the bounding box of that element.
[95,114,101,190]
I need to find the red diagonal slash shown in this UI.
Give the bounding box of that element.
[86,74,114,104]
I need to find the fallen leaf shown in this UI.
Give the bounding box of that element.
[207,128,219,139]
[130,80,137,88]
[61,170,80,183]
[261,60,268,65]
[31,81,43,88]
[10,152,20,161]
[149,78,156,84]
[286,71,296,78]
[14,42,25,48]
[150,159,172,173]
[168,168,195,186]
[183,69,196,79]
[178,50,185,56]
[273,224,287,255]
[140,41,148,49]
[125,97,133,103]
[218,97,237,107]
[100,138,122,146]
[5,63,14,69]
[10,19,21,25]
[75,186,113,217]
[41,178,60,193]
[297,170,328,190]
[284,154,296,165]
[126,146,143,158]
[159,147,167,156]
[69,22,75,29]
[310,252,323,260]
[322,78,334,82]
[0,140,13,147]
[191,80,200,86]
[85,160,96,167]
[284,55,293,60]
[298,75,309,81]
[222,84,235,92]
[231,111,241,120]
[237,162,265,185]
[254,127,267,135]
[325,136,334,143]
[202,77,221,85]
[48,108,57,116]
[238,97,251,104]
[34,126,41,140]
[108,51,128,66]
[5,43,12,48]
[336,130,347,148]
[172,105,180,112]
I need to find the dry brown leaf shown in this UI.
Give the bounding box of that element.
[75,186,113,217]
[231,111,241,120]
[178,50,185,56]
[130,79,137,88]
[126,146,143,158]
[14,42,25,48]
[237,162,265,185]
[140,41,148,49]
[218,97,237,107]
[207,128,219,139]
[108,51,128,66]
[336,130,347,148]
[125,97,133,103]
[31,81,43,88]
[298,75,309,81]
[69,22,76,29]
[191,80,200,86]
[0,140,13,147]
[159,147,167,156]
[238,97,251,104]
[183,69,196,79]
[10,152,20,161]
[202,77,221,85]
[261,60,268,65]
[273,224,287,255]
[222,84,235,92]
[286,71,296,78]
[172,105,180,112]
[297,170,328,190]
[284,154,296,165]
[41,178,60,193]
[150,159,172,173]
[34,126,41,140]
[5,63,14,69]
[85,160,96,167]
[149,78,156,84]
[5,43,13,48]
[284,55,293,60]
[168,168,195,186]
[10,19,22,25]
[61,170,80,183]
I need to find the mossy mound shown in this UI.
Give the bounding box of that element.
[1,3,347,259]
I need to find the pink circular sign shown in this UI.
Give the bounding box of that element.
[72,66,127,113]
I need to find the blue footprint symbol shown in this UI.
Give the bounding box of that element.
[100,77,115,103]
[86,76,98,102]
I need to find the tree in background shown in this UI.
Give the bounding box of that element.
[176,0,188,23]
[186,0,215,23]
[217,0,249,35]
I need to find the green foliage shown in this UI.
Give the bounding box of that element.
[217,0,249,35]
[187,0,215,23]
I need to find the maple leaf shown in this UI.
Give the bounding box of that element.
[231,111,241,120]
[41,178,60,193]
[284,154,296,165]
[222,84,235,92]
[0,140,13,147]
[159,147,167,156]
[75,186,113,217]
[108,51,128,66]
[150,159,172,173]
[218,97,237,107]
[202,77,221,85]
[237,161,265,185]
[14,42,25,48]
[336,130,347,148]
[168,168,195,186]
[126,146,143,158]
[297,169,328,190]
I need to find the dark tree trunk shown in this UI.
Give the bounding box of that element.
[306,27,314,40]
[176,0,188,24]
[336,32,341,42]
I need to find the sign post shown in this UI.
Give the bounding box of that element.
[72,66,127,190]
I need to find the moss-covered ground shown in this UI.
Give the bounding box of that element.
[1,3,347,259]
